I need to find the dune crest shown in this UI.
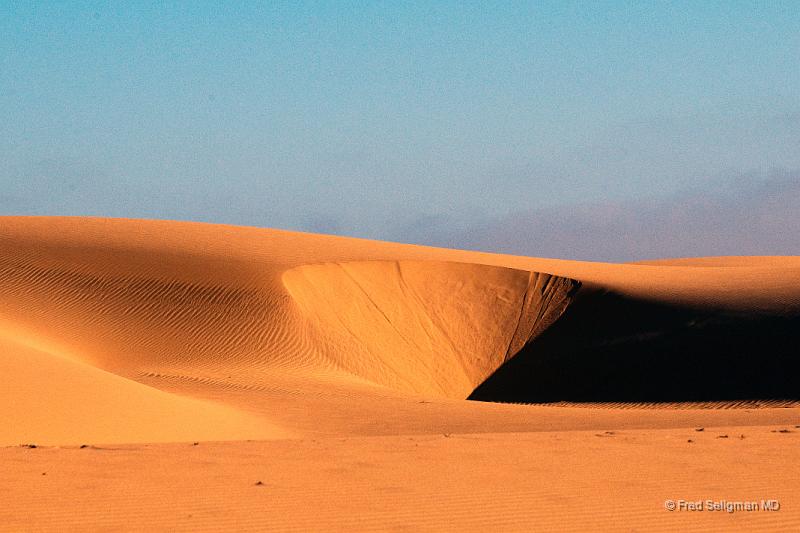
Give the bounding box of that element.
[1,217,799,448]
[3,216,800,531]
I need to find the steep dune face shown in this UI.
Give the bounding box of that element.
[3,217,800,532]
[1,217,799,449]
[283,261,577,398]
[0,231,575,401]
[0,218,578,447]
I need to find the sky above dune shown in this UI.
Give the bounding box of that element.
[2,2,799,260]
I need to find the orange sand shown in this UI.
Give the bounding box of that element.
[1,216,799,531]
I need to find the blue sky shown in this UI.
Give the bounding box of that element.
[2,2,799,259]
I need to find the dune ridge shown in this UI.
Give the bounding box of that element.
[0,217,581,445]
[3,216,800,531]
[1,216,799,447]
[0,223,575,402]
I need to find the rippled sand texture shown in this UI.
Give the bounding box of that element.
[2,217,799,531]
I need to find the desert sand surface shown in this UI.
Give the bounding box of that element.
[2,216,799,532]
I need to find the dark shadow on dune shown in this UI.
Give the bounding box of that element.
[469,289,800,403]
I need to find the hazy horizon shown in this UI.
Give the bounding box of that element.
[3,2,799,260]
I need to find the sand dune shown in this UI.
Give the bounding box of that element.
[0,335,285,444]
[2,216,799,531]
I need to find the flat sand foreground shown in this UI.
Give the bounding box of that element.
[1,216,799,531]
[3,428,799,532]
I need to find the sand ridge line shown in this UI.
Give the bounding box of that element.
[1,216,799,447]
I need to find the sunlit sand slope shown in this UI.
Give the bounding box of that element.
[1,216,799,447]
[0,335,286,444]
[284,261,576,397]
[0,217,578,444]
[2,216,800,532]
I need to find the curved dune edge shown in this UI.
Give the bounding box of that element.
[0,216,577,444]
[1,217,799,446]
[283,260,578,398]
